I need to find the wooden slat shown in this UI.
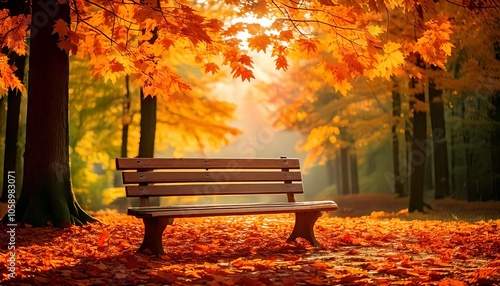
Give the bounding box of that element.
[125,183,304,197]
[122,171,302,184]
[116,157,301,170]
[127,201,338,218]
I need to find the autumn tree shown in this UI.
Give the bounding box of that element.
[0,0,466,226]
[0,0,26,218]
[257,1,490,213]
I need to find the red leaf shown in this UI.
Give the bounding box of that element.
[97,229,110,248]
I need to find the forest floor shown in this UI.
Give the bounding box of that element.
[331,193,500,222]
[1,194,499,285]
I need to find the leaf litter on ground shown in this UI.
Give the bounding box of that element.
[1,212,499,285]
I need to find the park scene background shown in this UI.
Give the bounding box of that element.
[0,0,499,285]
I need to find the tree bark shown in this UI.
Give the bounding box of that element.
[138,89,157,157]
[1,54,25,203]
[339,147,350,194]
[121,75,131,158]
[349,152,359,194]
[391,84,405,196]
[0,0,27,212]
[409,55,427,212]
[491,92,500,200]
[490,43,499,200]
[12,1,95,227]
[429,67,450,199]
[137,0,159,158]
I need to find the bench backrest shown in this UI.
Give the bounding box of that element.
[116,157,304,207]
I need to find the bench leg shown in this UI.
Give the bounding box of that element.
[287,211,323,248]
[139,217,174,255]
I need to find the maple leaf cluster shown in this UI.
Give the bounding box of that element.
[1,213,499,285]
[0,9,29,95]
[0,0,461,98]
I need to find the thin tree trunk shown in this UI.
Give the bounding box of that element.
[409,54,427,212]
[492,92,500,200]
[121,75,131,158]
[0,0,27,218]
[335,152,343,195]
[391,83,405,196]
[429,67,450,199]
[463,96,478,201]
[1,54,25,204]
[339,147,350,195]
[12,1,95,227]
[138,89,157,157]
[138,2,159,159]
[326,158,338,186]
[349,152,359,194]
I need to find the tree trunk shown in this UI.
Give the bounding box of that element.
[463,96,479,201]
[12,1,95,227]
[391,84,405,196]
[349,152,359,194]
[409,56,427,212]
[339,147,350,194]
[0,0,27,221]
[326,158,337,186]
[137,1,159,158]
[138,89,157,157]
[121,75,131,158]
[429,67,450,199]
[492,92,500,200]
[1,54,25,204]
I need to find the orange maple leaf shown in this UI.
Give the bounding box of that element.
[297,38,319,55]
[279,30,294,42]
[52,19,69,38]
[248,35,271,52]
[275,55,288,71]
[57,39,74,54]
[240,68,255,82]
[204,62,220,75]
[238,54,254,67]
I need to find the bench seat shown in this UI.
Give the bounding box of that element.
[128,201,338,218]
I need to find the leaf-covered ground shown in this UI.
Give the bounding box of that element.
[1,210,499,286]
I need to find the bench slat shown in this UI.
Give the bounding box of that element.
[116,158,301,170]
[122,171,302,184]
[125,183,304,197]
[128,201,338,218]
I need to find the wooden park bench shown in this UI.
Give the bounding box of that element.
[115,157,338,255]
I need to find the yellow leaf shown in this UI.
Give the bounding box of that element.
[374,42,404,79]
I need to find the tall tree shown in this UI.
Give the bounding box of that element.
[391,81,406,196]
[14,1,95,226]
[408,57,427,212]
[0,0,470,225]
[349,151,359,194]
[138,92,157,157]
[339,147,350,194]
[0,54,25,207]
[428,66,450,199]
[121,76,131,159]
[0,1,26,216]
